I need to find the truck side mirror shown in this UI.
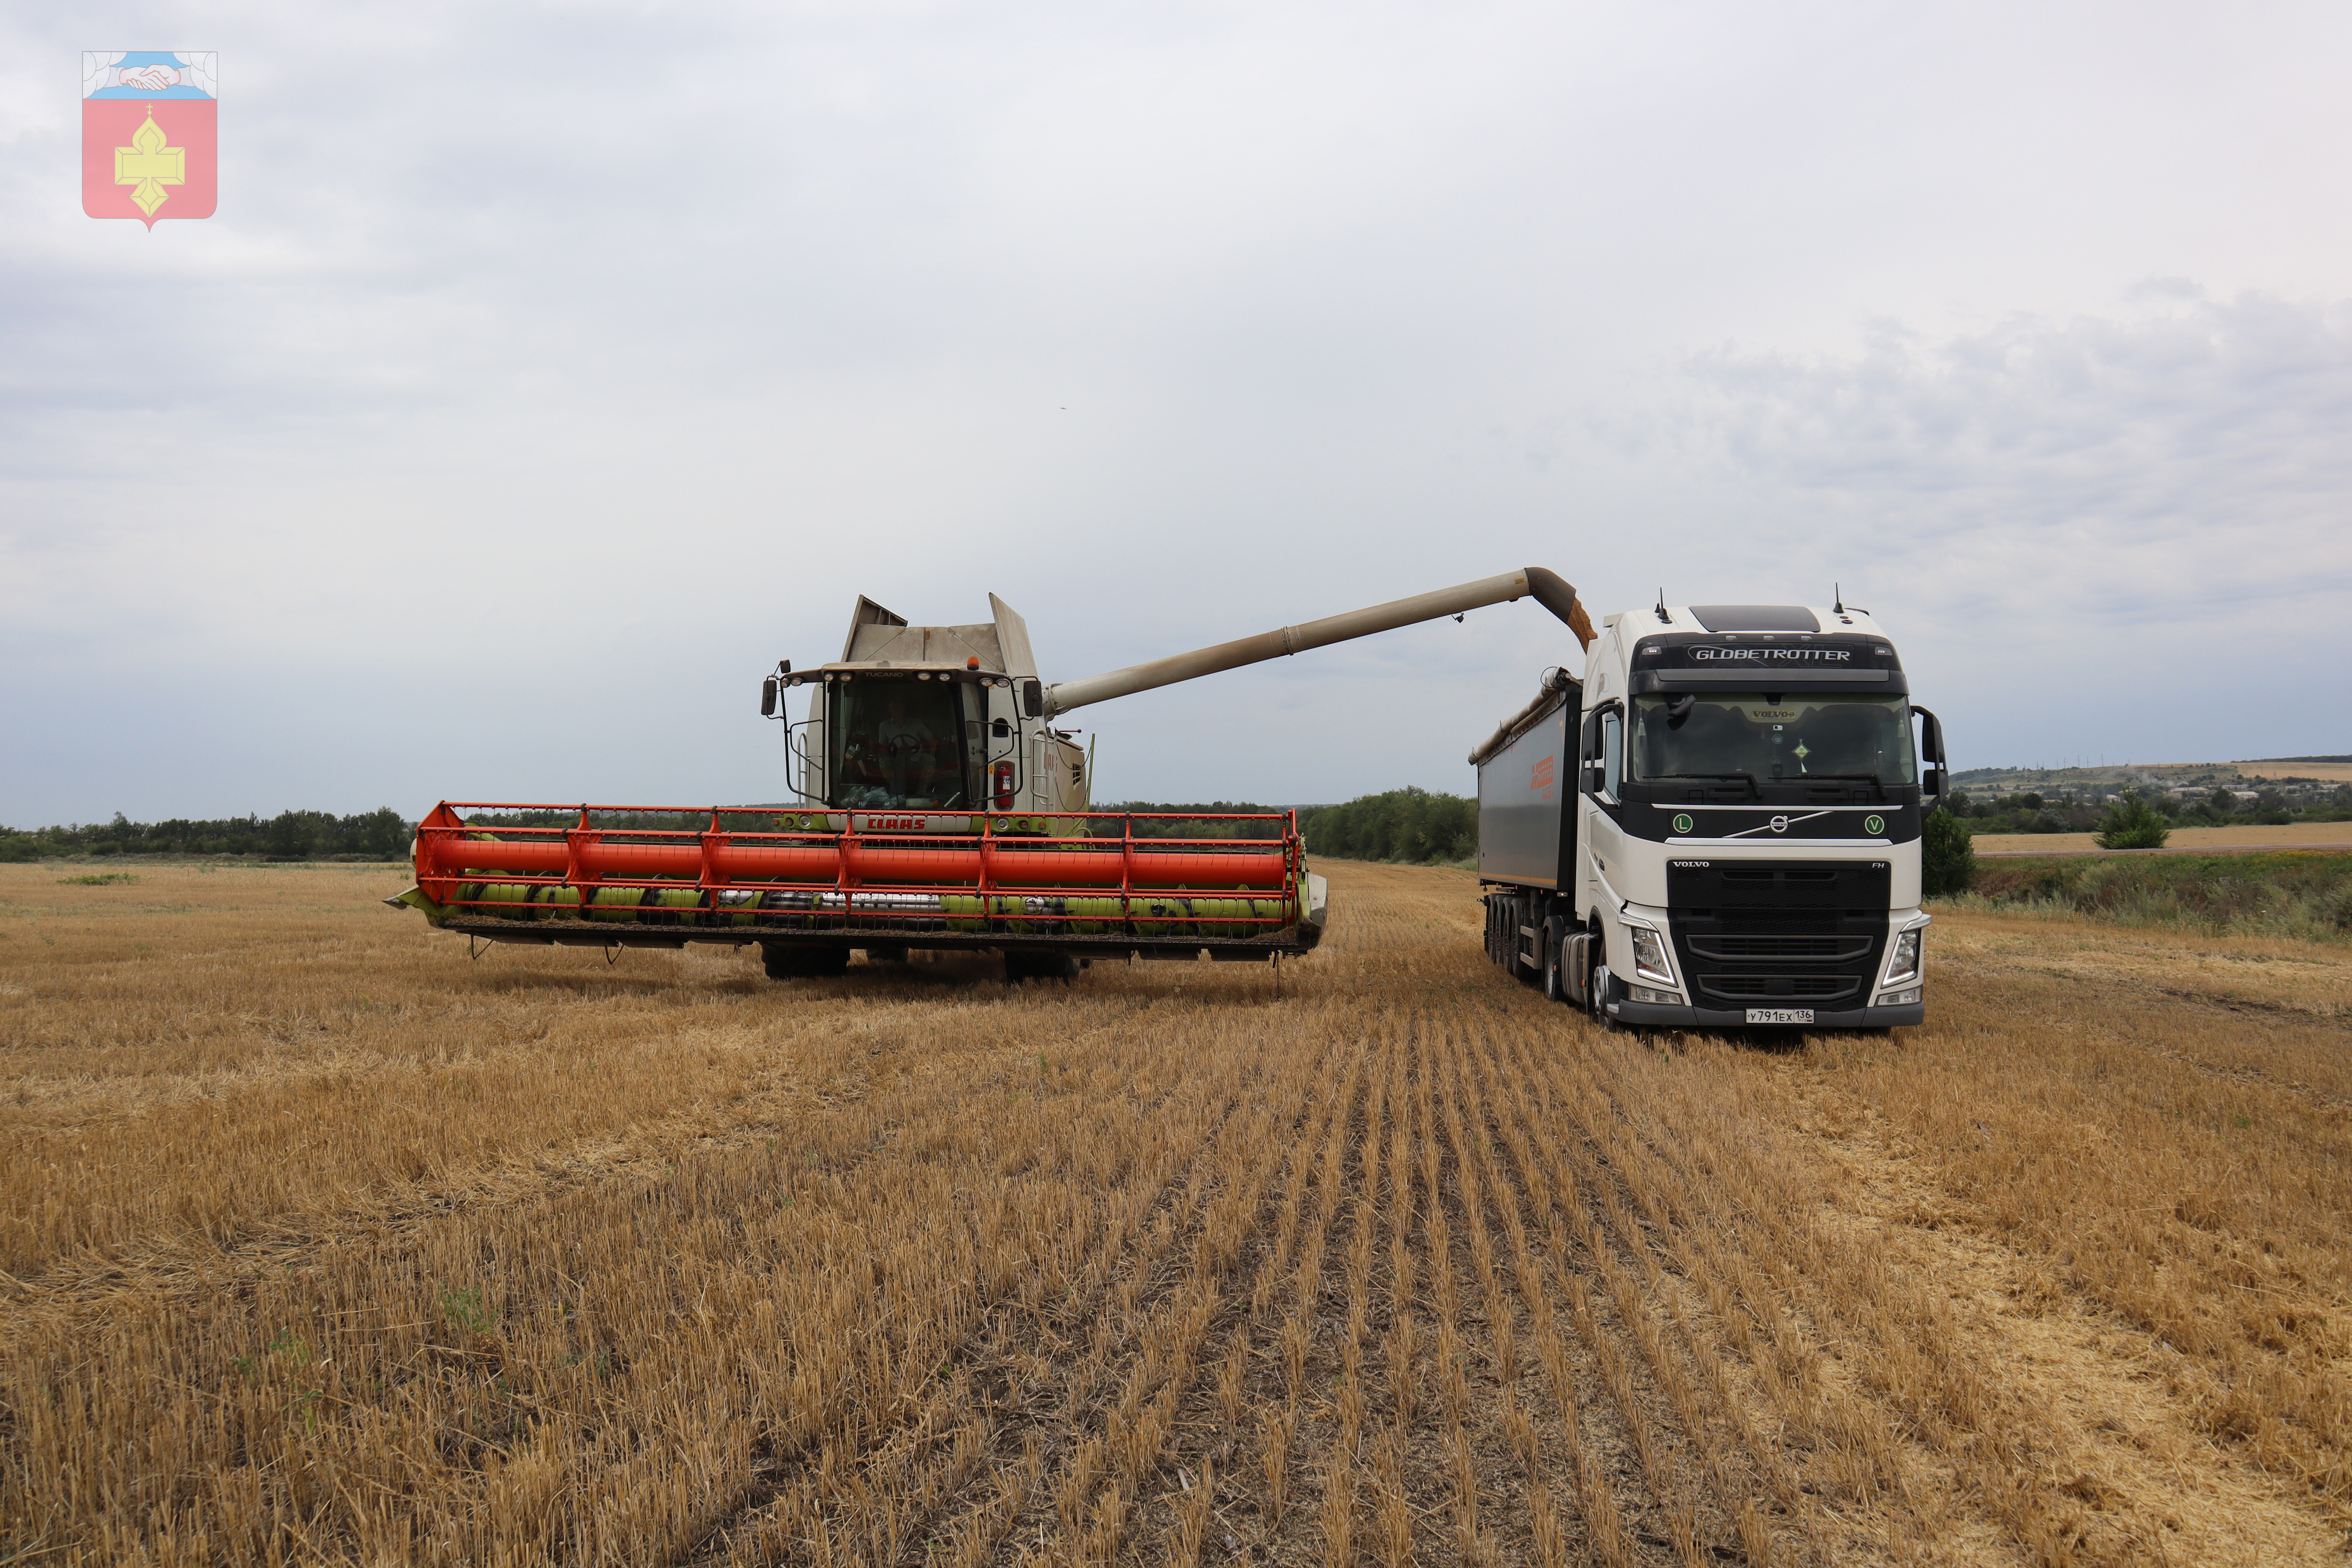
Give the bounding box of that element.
[1912,706,1946,794]
[760,677,778,717]
[1020,679,1044,718]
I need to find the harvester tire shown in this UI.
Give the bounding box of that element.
[862,945,909,964]
[1004,950,1081,985]
[761,943,851,980]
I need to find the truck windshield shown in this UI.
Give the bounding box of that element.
[828,681,969,807]
[1630,694,1915,785]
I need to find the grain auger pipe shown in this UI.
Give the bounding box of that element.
[388,566,1595,984]
[1042,567,1594,715]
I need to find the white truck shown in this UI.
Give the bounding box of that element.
[1474,600,1946,1029]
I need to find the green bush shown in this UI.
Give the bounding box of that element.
[1297,788,1476,865]
[1920,808,1976,897]
[2094,792,2171,850]
[1091,802,1283,840]
[1958,852,2352,942]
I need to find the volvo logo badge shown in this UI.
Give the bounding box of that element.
[1769,815,1789,833]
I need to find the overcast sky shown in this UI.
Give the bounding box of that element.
[5,2,2348,824]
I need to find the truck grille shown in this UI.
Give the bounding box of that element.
[1665,860,1890,1014]
[1695,974,1862,1003]
[1686,934,1872,961]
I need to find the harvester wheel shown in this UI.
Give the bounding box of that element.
[1004,951,1081,985]
[862,945,909,964]
[761,943,851,980]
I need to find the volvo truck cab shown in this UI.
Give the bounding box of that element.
[1478,600,1944,1029]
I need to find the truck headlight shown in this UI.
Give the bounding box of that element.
[1629,926,1675,985]
[1882,928,1922,986]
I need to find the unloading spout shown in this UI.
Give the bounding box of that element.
[1042,567,1594,716]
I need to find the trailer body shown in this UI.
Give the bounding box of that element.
[1475,603,1945,1029]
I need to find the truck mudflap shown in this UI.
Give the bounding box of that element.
[387,804,1324,962]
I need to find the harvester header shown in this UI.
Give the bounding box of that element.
[388,567,1593,981]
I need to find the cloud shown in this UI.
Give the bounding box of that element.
[5,3,2352,817]
[1593,290,2352,765]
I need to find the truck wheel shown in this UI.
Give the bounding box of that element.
[762,944,851,980]
[1542,916,1568,1002]
[1590,962,1622,1031]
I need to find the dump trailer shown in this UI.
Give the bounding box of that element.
[1475,600,1947,1029]
[388,568,1595,982]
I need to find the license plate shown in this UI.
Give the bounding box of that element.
[1745,1007,1815,1025]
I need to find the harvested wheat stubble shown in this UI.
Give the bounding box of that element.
[3,863,2350,1565]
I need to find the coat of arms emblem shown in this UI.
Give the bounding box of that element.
[83,52,217,226]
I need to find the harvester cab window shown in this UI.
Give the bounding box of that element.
[828,681,971,808]
[1630,695,1916,785]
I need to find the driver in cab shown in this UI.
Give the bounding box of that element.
[875,691,943,802]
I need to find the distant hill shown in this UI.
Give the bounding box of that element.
[1950,759,2350,799]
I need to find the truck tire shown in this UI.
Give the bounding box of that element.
[762,943,851,980]
[1590,962,1622,1031]
[1542,916,1568,1002]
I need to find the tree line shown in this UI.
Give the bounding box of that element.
[0,809,414,863]
[1100,791,1477,863]
[1944,784,2352,835]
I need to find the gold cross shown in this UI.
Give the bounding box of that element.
[115,111,185,217]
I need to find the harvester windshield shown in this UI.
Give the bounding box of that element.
[1630,694,1916,785]
[826,680,972,808]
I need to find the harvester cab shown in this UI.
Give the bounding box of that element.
[765,593,1082,822]
[389,568,1595,983]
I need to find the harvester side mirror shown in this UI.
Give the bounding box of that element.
[760,677,778,717]
[1020,679,1044,718]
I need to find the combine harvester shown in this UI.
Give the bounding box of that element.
[388,570,1595,982]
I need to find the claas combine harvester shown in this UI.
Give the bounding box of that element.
[387,569,1594,982]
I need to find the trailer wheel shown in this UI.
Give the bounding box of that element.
[762,943,851,980]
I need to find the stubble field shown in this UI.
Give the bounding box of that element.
[3,860,2348,1566]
